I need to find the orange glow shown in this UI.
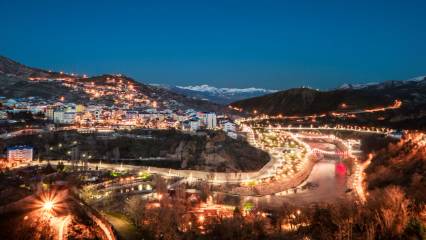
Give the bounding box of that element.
[34,190,66,215]
[364,99,402,113]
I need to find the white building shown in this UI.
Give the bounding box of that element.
[182,117,201,132]
[7,146,33,166]
[0,110,7,120]
[53,110,64,123]
[197,112,217,129]
[46,107,55,120]
[205,112,217,129]
[54,110,75,124]
[223,121,236,132]
[63,112,76,124]
[190,119,201,131]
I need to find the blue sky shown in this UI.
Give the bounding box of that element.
[1,0,426,89]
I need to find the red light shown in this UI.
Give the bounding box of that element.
[335,162,346,176]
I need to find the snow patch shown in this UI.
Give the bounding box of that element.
[176,84,277,95]
[338,82,378,90]
[408,75,426,82]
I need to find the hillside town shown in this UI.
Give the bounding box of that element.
[0,75,242,168]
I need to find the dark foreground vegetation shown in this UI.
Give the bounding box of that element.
[94,134,426,240]
[104,184,425,240]
[366,133,426,206]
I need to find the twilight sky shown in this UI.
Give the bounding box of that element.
[1,0,426,89]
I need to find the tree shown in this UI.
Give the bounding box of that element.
[43,162,55,174]
[365,186,411,238]
[153,175,167,195]
[199,181,211,201]
[57,161,65,172]
[309,205,339,240]
[125,196,146,226]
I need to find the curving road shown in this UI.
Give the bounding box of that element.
[9,125,376,201]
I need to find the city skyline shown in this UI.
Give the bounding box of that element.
[2,0,426,89]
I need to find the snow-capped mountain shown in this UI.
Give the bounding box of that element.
[177,84,276,95]
[338,82,379,90]
[409,75,426,82]
[152,84,277,104]
[338,76,426,90]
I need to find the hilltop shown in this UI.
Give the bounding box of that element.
[0,56,226,112]
[0,55,74,79]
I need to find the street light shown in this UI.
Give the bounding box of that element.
[198,215,205,223]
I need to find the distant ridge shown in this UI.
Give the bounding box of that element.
[231,76,426,115]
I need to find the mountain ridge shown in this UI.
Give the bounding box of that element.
[0,55,226,112]
[230,78,426,116]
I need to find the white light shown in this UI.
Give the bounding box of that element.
[43,201,54,211]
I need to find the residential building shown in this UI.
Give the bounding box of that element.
[53,110,64,123]
[205,112,217,129]
[182,117,201,132]
[54,110,75,124]
[45,107,56,120]
[7,145,33,166]
[223,121,236,132]
[189,119,201,131]
[197,112,217,129]
[0,111,7,120]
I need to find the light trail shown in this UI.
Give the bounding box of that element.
[233,99,402,120]
[57,215,71,240]
[352,154,372,203]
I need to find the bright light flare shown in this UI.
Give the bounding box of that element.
[34,190,67,215]
[43,200,55,211]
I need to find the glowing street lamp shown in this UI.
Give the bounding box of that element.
[43,200,55,211]
[198,215,205,223]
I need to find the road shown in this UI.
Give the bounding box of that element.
[10,125,372,201]
[39,127,313,186]
[57,215,71,240]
